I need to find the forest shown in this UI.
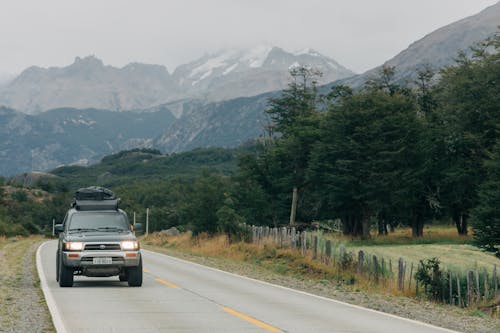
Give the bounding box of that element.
[0,33,498,257]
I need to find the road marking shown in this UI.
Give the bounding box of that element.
[37,241,67,333]
[155,277,180,289]
[143,268,150,273]
[143,249,460,333]
[222,307,281,332]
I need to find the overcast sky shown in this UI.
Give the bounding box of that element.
[0,0,498,77]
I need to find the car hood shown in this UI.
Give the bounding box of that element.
[65,231,137,242]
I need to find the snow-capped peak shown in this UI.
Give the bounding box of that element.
[240,45,273,68]
[293,48,322,57]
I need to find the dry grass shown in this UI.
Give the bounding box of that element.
[0,237,38,326]
[143,232,411,297]
[329,225,471,246]
[142,226,500,305]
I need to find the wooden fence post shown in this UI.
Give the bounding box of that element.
[301,231,306,256]
[398,258,404,291]
[291,227,296,249]
[313,235,319,260]
[325,240,332,265]
[467,271,473,307]
[484,269,489,301]
[475,270,480,303]
[493,264,498,296]
[339,245,345,267]
[281,227,287,248]
[449,271,453,305]
[357,250,364,274]
[408,263,414,291]
[373,255,379,284]
[457,275,462,307]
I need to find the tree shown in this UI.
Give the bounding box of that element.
[309,87,424,238]
[435,32,500,235]
[265,66,323,225]
[471,138,500,258]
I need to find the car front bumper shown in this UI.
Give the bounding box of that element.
[62,250,141,268]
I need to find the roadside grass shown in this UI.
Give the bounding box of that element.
[142,225,500,313]
[0,236,53,332]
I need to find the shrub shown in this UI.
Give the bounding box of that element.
[415,257,443,300]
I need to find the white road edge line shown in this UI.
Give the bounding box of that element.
[143,249,461,333]
[37,241,67,333]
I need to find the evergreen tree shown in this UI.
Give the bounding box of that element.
[435,32,500,235]
[472,138,500,258]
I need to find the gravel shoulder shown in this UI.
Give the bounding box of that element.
[144,244,500,333]
[0,237,53,333]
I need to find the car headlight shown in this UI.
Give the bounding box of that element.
[121,240,139,251]
[64,242,84,251]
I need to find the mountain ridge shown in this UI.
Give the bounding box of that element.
[0,47,352,114]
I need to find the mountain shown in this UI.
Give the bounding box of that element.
[0,48,353,114]
[0,56,179,114]
[327,1,500,89]
[0,93,273,176]
[153,93,275,152]
[0,106,175,176]
[172,45,354,101]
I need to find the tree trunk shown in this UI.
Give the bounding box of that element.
[454,213,468,235]
[377,213,388,235]
[412,210,424,238]
[289,186,298,226]
[361,211,371,240]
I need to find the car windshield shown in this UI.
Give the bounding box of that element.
[69,212,129,232]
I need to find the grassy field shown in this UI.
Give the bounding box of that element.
[327,225,500,273]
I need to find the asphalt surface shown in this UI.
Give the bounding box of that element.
[38,240,458,333]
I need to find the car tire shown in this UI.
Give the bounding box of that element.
[56,251,60,282]
[119,272,128,282]
[127,257,142,287]
[59,255,74,287]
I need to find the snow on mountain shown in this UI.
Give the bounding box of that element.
[0,46,354,113]
[172,45,354,101]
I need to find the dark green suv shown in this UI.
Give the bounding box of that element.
[55,187,143,287]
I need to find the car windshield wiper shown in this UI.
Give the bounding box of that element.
[69,228,98,233]
[96,226,125,232]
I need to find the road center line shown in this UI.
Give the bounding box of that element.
[155,277,180,289]
[222,306,282,332]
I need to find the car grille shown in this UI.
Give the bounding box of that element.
[84,243,121,251]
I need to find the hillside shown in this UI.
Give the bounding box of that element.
[49,146,243,189]
[0,106,176,176]
[326,1,500,88]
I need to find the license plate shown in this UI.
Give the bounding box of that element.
[93,257,112,265]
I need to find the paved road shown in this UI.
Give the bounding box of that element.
[38,240,458,333]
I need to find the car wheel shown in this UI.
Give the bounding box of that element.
[119,271,128,282]
[56,251,60,282]
[58,254,74,287]
[127,258,142,287]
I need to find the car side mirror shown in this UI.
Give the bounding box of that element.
[134,223,144,232]
[54,224,64,234]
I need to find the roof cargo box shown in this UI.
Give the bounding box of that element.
[73,186,119,210]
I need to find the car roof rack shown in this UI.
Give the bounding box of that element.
[72,186,120,211]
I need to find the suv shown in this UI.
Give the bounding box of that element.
[55,187,143,287]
